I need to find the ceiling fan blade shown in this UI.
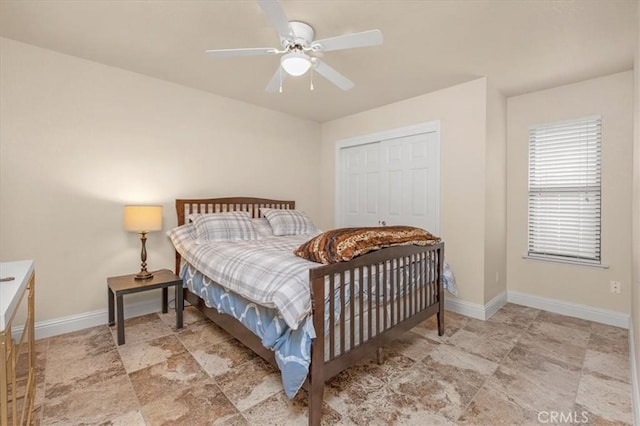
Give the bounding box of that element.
[206,47,279,57]
[265,66,287,93]
[259,0,294,40]
[312,29,383,52]
[313,59,354,91]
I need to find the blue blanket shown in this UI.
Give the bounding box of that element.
[181,262,313,398]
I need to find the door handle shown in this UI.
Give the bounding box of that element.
[379,220,387,226]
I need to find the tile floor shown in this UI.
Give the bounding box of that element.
[16,303,634,425]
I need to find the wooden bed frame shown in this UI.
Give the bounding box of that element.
[174,197,444,425]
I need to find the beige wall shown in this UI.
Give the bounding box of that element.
[321,78,490,306]
[0,38,321,322]
[506,71,634,313]
[484,85,507,303]
[632,4,640,409]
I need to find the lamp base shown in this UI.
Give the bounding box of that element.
[134,271,154,281]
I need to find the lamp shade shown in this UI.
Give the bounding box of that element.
[124,205,162,233]
[281,51,311,76]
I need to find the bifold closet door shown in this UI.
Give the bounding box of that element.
[339,130,440,233]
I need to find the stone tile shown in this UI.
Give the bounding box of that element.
[128,352,208,406]
[573,403,629,426]
[42,375,138,425]
[350,346,418,385]
[527,321,591,348]
[176,320,231,352]
[588,333,629,356]
[47,325,115,362]
[158,305,209,330]
[16,338,48,385]
[487,346,581,414]
[487,302,540,330]
[583,349,631,384]
[191,337,257,378]
[214,414,250,425]
[324,360,386,409]
[29,303,635,425]
[118,334,186,373]
[421,343,499,378]
[241,390,344,426]
[447,320,523,362]
[6,392,43,426]
[107,410,147,425]
[390,366,474,423]
[141,378,240,425]
[324,343,496,424]
[31,404,43,426]
[215,357,283,411]
[14,341,48,406]
[7,400,44,426]
[387,330,440,362]
[535,311,593,333]
[516,322,588,367]
[110,313,173,345]
[590,322,628,341]
[45,348,126,400]
[575,373,633,425]
[326,371,455,425]
[411,310,471,343]
[458,380,540,425]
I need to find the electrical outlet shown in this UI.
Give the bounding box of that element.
[610,281,621,294]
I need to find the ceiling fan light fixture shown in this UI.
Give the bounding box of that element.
[281,51,311,76]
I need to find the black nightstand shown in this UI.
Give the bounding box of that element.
[107,269,184,345]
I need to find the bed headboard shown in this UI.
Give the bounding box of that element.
[174,197,295,273]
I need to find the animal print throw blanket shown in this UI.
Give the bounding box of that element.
[294,226,441,264]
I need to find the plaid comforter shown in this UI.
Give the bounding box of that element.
[171,226,319,330]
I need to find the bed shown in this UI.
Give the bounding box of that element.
[172,197,445,425]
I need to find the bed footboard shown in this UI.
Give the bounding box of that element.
[307,242,444,424]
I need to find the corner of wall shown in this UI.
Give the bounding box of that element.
[483,82,508,304]
[631,5,640,422]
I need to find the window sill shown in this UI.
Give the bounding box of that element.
[522,255,609,269]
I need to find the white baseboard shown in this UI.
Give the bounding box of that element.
[12,298,163,340]
[630,321,640,426]
[12,288,630,341]
[485,291,508,319]
[445,291,507,320]
[508,291,630,329]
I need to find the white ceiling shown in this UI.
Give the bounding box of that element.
[0,0,636,122]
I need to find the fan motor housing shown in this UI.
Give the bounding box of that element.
[282,21,315,49]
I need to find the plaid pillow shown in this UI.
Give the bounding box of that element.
[260,208,319,236]
[166,223,197,252]
[191,211,257,244]
[251,218,274,239]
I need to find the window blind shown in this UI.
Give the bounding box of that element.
[528,116,602,263]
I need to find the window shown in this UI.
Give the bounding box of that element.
[527,115,602,264]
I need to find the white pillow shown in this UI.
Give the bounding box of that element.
[260,208,319,236]
[167,223,197,252]
[191,211,257,244]
[252,218,274,239]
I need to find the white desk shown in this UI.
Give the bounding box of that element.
[0,260,36,425]
[0,260,35,331]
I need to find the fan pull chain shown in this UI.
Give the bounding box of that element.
[279,67,283,93]
[310,67,314,91]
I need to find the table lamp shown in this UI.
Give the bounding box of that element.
[123,205,163,280]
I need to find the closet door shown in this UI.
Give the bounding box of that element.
[341,141,382,227]
[338,127,440,233]
[382,131,439,233]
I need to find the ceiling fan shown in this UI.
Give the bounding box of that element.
[205,0,383,92]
